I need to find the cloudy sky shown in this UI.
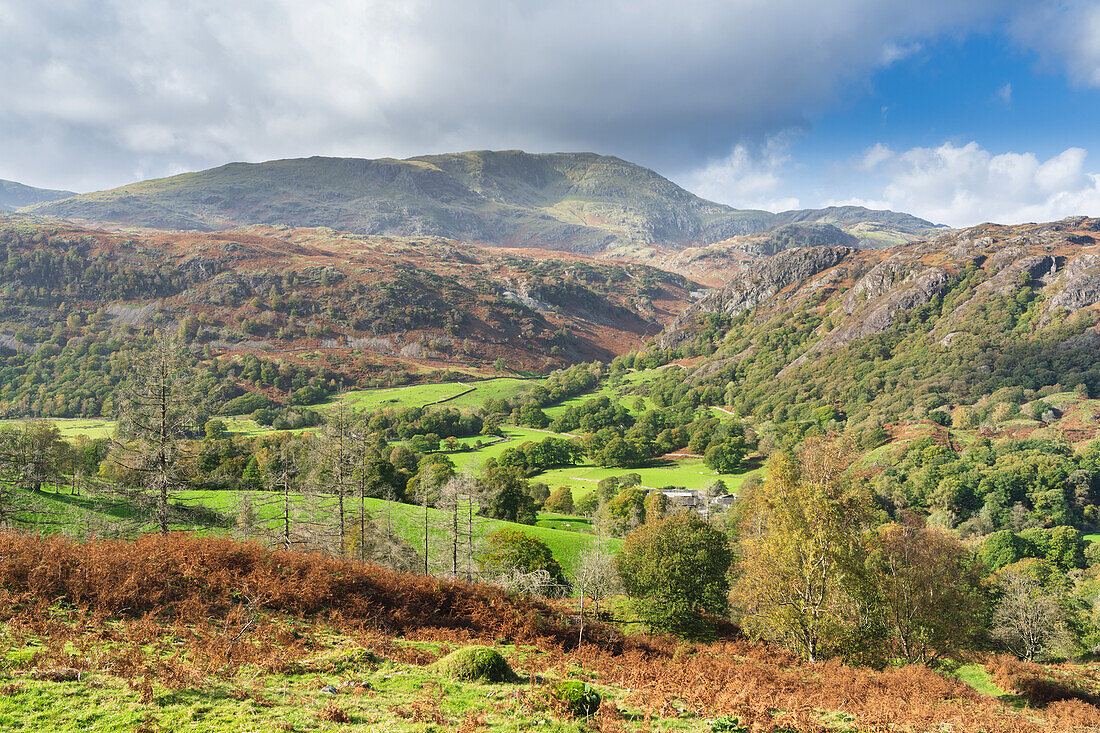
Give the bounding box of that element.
[5,1,1100,226]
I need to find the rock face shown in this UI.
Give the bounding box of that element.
[658,246,853,349]
[657,217,1100,361]
[1050,254,1100,312]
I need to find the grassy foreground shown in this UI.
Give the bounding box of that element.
[0,532,1093,733]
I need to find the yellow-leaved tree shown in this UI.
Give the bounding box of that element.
[733,439,871,661]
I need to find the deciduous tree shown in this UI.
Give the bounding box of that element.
[733,441,870,661]
[615,511,733,638]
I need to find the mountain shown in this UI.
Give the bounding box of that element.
[22,151,939,255]
[23,151,777,254]
[0,179,75,211]
[651,216,1100,430]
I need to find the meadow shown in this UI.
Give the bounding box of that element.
[330,377,532,412]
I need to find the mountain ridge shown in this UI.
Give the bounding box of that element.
[23,151,936,255]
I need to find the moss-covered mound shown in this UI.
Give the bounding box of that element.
[553,680,601,716]
[432,645,514,683]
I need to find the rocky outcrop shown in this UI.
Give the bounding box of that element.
[828,267,951,345]
[657,246,853,349]
[1050,254,1100,312]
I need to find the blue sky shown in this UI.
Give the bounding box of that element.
[4,1,1100,226]
[750,29,1100,216]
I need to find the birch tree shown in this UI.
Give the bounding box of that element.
[733,441,869,661]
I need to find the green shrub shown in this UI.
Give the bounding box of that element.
[710,714,747,732]
[432,645,513,682]
[552,680,600,716]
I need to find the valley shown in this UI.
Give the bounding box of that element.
[3,153,1100,732]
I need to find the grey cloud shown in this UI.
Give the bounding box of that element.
[1,0,1021,191]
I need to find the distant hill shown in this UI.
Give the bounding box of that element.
[23,151,941,255]
[24,151,778,254]
[0,179,74,211]
[776,205,946,247]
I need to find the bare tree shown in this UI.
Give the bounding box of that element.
[263,440,306,551]
[308,409,363,558]
[435,473,481,579]
[573,533,621,646]
[992,570,1077,661]
[110,337,203,534]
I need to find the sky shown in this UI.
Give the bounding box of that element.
[5,1,1100,227]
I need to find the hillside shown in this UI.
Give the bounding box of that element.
[23,151,940,256]
[24,151,776,254]
[652,216,1100,430]
[0,215,699,417]
[655,222,859,285]
[0,179,74,211]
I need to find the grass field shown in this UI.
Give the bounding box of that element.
[2,418,117,440]
[329,377,533,412]
[446,426,561,471]
[175,489,615,576]
[19,483,614,577]
[541,371,661,421]
[535,458,762,499]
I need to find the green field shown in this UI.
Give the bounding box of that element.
[330,382,475,410]
[18,482,614,577]
[330,377,532,412]
[541,370,661,421]
[446,426,564,471]
[535,458,761,499]
[2,418,117,440]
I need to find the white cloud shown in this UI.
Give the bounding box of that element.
[1011,1,1100,87]
[837,141,1100,226]
[997,82,1013,105]
[0,0,1020,191]
[678,136,801,211]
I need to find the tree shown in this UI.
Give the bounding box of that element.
[260,440,306,551]
[703,437,747,473]
[112,337,203,534]
[573,539,621,645]
[481,466,537,525]
[733,442,870,661]
[866,521,985,663]
[601,485,649,537]
[436,474,481,578]
[478,529,567,587]
[544,486,574,514]
[615,512,733,638]
[0,422,67,526]
[308,408,364,558]
[992,566,1077,661]
[204,419,228,441]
